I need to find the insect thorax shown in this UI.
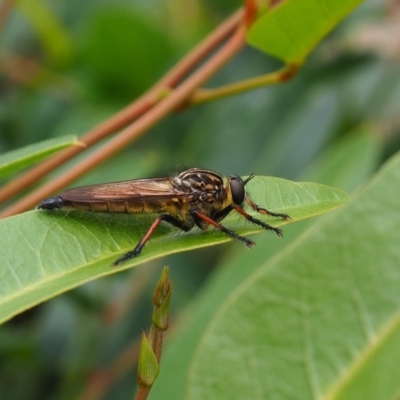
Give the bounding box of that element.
[173,169,226,209]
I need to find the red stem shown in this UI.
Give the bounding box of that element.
[2,24,246,216]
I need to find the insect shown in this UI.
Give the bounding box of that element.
[38,168,290,266]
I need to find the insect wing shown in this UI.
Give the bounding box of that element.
[59,177,187,203]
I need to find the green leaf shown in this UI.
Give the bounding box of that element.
[0,177,347,324]
[183,153,400,399]
[247,0,364,63]
[0,136,82,179]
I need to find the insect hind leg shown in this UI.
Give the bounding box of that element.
[113,214,192,266]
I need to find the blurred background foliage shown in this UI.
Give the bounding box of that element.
[1,0,399,399]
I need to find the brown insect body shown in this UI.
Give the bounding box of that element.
[38,168,290,266]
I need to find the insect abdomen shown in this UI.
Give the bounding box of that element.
[38,196,112,212]
[38,196,69,210]
[39,197,182,215]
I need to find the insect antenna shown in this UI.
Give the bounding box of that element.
[243,173,255,185]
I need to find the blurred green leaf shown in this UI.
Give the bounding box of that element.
[183,153,400,399]
[81,8,173,97]
[254,86,340,177]
[17,0,73,67]
[301,124,384,192]
[0,136,81,179]
[247,0,363,63]
[0,177,347,324]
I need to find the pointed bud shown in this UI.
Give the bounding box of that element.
[153,266,172,306]
[152,289,172,331]
[137,332,159,388]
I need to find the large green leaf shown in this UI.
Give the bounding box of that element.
[247,0,363,63]
[0,136,81,179]
[181,153,400,399]
[0,177,347,324]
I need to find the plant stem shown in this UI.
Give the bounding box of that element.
[190,63,299,105]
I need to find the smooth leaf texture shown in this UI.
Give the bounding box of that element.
[300,124,383,193]
[0,177,347,324]
[0,136,81,178]
[247,0,363,63]
[185,154,400,399]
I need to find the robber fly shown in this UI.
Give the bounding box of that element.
[38,168,290,266]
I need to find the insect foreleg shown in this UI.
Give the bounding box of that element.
[190,210,255,248]
[212,203,287,238]
[113,214,192,266]
[245,197,290,220]
[231,204,283,237]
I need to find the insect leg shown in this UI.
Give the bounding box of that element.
[211,204,234,223]
[245,197,291,220]
[190,210,255,248]
[113,214,191,266]
[231,204,283,237]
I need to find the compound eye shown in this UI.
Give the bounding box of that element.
[229,175,245,205]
